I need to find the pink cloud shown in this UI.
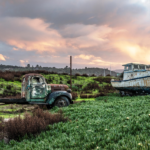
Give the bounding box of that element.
[0,54,5,61]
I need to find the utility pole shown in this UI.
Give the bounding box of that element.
[70,56,72,90]
[110,65,111,76]
[104,68,105,77]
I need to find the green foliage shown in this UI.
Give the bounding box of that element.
[1,95,150,149]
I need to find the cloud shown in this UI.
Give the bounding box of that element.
[0,0,150,69]
[20,59,28,67]
[0,0,147,29]
[0,17,65,53]
[74,54,94,60]
[0,54,5,61]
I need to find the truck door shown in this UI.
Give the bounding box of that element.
[30,76,47,99]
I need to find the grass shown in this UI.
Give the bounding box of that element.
[0,112,24,119]
[1,94,150,149]
[76,98,95,101]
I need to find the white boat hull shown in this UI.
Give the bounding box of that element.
[111,76,150,94]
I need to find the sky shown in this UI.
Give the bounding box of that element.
[0,0,150,70]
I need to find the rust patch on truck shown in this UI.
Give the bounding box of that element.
[49,84,69,92]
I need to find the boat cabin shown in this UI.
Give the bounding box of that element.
[123,63,150,72]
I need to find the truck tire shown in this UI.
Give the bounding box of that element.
[54,96,70,107]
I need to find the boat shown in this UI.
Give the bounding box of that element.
[111,63,150,96]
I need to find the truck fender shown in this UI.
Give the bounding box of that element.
[46,91,72,105]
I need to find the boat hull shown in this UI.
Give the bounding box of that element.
[111,76,150,94]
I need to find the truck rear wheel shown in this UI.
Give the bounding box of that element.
[54,96,70,107]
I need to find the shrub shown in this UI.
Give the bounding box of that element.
[61,73,69,75]
[4,108,68,140]
[15,77,22,82]
[75,73,81,76]
[82,74,89,77]
[67,80,71,84]
[103,85,115,91]
[80,94,87,98]
[0,122,4,141]
[90,74,96,77]
[72,92,78,100]
[3,73,14,81]
[87,95,95,98]
[0,122,3,132]
[83,82,99,91]
[0,84,4,88]
[14,72,22,78]
[46,77,53,83]
[94,77,111,84]
[99,93,107,96]
[6,85,12,90]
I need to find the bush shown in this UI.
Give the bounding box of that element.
[94,77,111,84]
[87,95,95,98]
[75,73,81,76]
[61,73,69,75]
[46,77,53,83]
[80,94,87,98]
[90,74,96,77]
[0,122,3,132]
[15,77,22,82]
[4,108,68,140]
[72,92,78,100]
[0,84,4,88]
[67,80,71,84]
[83,82,99,91]
[6,85,12,90]
[82,74,89,77]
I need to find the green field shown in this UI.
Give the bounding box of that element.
[1,93,150,149]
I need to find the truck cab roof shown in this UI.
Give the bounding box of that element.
[22,73,44,81]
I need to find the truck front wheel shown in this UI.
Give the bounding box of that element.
[54,96,70,107]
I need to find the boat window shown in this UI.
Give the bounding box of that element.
[146,66,150,70]
[139,65,145,69]
[124,65,132,71]
[134,65,138,69]
[128,65,132,70]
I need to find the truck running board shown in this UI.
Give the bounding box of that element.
[29,102,49,105]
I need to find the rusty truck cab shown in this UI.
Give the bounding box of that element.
[21,74,50,102]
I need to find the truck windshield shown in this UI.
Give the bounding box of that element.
[31,77,44,84]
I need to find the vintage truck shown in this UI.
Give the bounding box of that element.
[0,73,73,108]
[111,63,150,96]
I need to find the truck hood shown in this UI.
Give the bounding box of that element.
[48,84,69,92]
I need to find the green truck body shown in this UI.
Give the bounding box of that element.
[0,73,73,107]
